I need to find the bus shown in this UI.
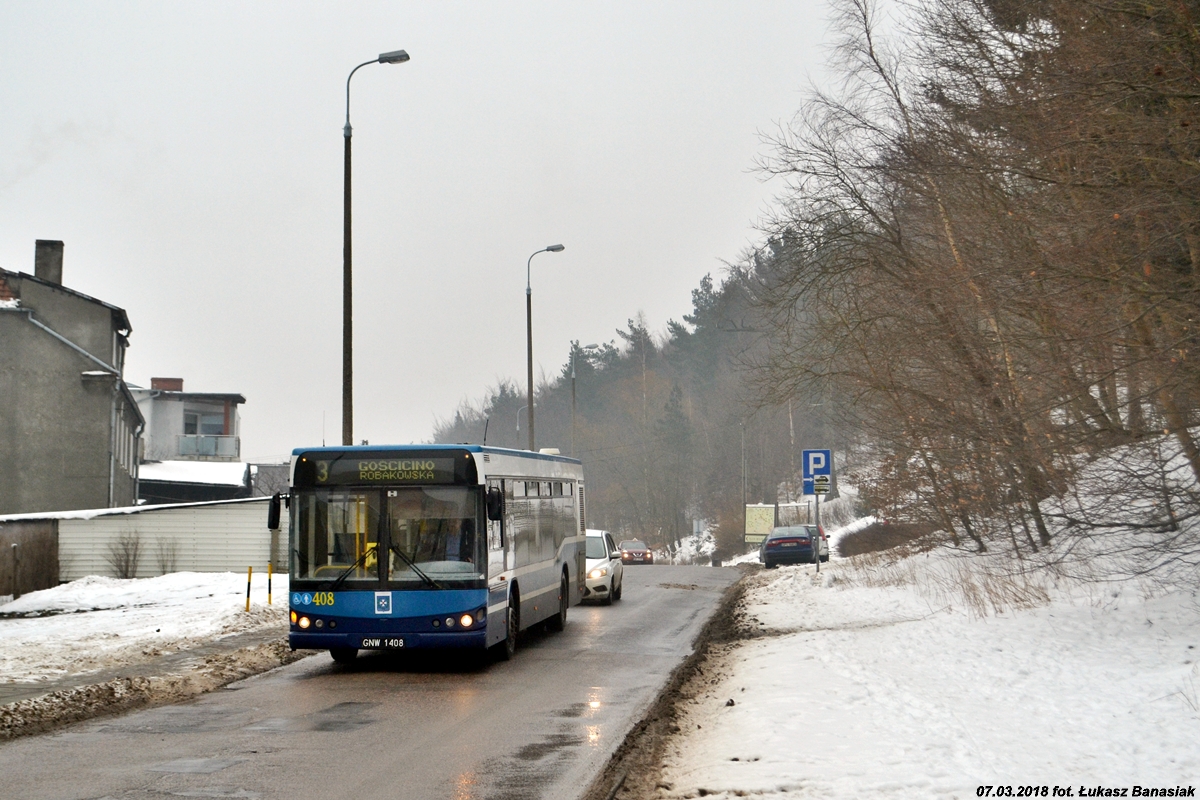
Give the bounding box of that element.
[275,444,586,663]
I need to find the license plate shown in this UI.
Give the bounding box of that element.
[361,637,405,649]
[781,542,797,547]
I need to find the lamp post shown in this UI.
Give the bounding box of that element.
[525,244,564,451]
[342,48,410,446]
[569,342,598,458]
[570,348,576,457]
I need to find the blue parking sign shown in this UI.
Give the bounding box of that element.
[802,449,832,479]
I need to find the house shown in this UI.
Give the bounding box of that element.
[127,378,253,505]
[0,240,143,515]
[129,378,245,462]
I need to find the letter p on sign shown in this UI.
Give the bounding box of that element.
[802,449,832,479]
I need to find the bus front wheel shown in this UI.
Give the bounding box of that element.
[494,592,519,662]
[330,647,357,664]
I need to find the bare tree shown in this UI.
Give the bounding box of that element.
[154,537,179,575]
[105,531,142,579]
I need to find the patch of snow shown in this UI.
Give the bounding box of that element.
[671,527,717,564]
[138,461,249,486]
[0,496,266,523]
[0,572,287,685]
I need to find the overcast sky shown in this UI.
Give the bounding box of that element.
[0,1,830,462]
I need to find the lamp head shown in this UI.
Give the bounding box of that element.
[546,244,565,252]
[379,50,410,64]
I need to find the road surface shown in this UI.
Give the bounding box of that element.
[0,564,738,800]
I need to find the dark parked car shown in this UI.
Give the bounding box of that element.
[759,525,827,568]
[618,539,654,565]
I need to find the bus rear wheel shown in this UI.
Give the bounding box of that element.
[330,647,357,664]
[547,573,568,631]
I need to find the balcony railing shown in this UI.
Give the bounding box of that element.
[177,434,240,458]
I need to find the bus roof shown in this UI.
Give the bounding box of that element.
[289,443,582,465]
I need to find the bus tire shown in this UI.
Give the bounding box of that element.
[330,647,357,664]
[494,591,519,661]
[547,572,568,631]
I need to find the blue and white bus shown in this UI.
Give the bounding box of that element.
[279,444,586,663]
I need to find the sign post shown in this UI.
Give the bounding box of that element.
[802,450,832,573]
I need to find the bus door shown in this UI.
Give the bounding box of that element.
[486,478,506,577]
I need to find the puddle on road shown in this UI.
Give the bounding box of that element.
[479,728,586,800]
[242,701,376,733]
[553,702,588,718]
[146,758,246,774]
[97,704,254,735]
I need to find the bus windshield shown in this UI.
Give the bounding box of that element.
[291,486,484,588]
[386,487,483,583]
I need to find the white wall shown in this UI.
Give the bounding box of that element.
[58,498,277,580]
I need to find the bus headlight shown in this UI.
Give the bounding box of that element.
[459,614,474,628]
[588,567,608,579]
[298,616,311,629]
[290,610,298,624]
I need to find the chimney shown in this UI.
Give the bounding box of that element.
[151,377,184,392]
[34,240,64,285]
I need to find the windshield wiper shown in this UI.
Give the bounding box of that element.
[389,544,441,589]
[323,545,377,592]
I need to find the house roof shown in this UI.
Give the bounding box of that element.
[127,385,247,405]
[0,268,131,334]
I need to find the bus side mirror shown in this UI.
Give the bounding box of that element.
[486,487,504,521]
[268,492,282,531]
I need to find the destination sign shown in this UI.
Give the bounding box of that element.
[299,456,459,486]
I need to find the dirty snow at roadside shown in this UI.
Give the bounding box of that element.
[658,550,1200,799]
[0,572,287,684]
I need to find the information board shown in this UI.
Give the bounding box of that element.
[744,504,775,544]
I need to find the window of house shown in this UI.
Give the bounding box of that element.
[184,411,224,435]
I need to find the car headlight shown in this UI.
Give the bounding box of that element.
[588,567,609,579]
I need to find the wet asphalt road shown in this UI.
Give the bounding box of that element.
[0,564,738,800]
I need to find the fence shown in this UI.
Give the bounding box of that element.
[0,497,277,586]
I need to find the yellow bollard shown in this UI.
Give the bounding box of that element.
[245,566,253,612]
[268,562,273,605]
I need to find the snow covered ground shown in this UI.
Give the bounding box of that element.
[0,571,286,685]
[2,521,1197,797]
[657,544,1200,799]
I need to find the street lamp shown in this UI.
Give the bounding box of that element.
[525,244,565,451]
[342,49,410,446]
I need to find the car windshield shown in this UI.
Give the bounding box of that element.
[586,537,609,559]
[621,540,647,549]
